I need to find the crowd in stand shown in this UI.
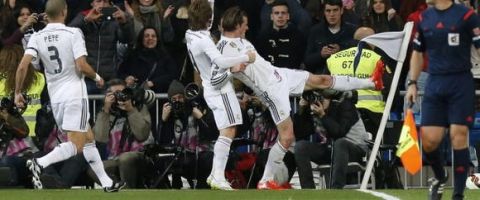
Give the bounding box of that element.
[0,0,479,190]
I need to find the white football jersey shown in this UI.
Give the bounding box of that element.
[217,36,282,94]
[25,23,88,103]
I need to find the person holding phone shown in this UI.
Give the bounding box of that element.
[68,0,134,94]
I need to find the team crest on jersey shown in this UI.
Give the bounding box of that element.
[448,33,460,46]
[229,42,237,48]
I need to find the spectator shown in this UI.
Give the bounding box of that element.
[1,4,42,47]
[342,0,360,26]
[256,0,306,69]
[93,79,152,188]
[68,0,134,94]
[294,91,369,189]
[364,0,403,33]
[124,0,175,45]
[156,80,217,189]
[304,0,357,74]
[260,0,311,37]
[118,26,177,93]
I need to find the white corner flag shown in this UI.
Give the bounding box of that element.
[360,22,414,190]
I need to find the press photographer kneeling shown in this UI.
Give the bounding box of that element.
[156,80,218,189]
[0,95,31,187]
[294,90,369,189]
[92,79,152,188]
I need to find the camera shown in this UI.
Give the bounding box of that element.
[302,90,324,104]
[110,87,147,117]
[0,94,31,117]
[37,13,45,22]
[101,7,117,21]
[169,83,202,119]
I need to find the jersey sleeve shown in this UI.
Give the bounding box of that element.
[202,37,250,69]
[412,19,426,52]
[464,9,480,49]
[25,34,39,60]
[71,28,88,60]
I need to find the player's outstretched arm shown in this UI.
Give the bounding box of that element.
[75,56,104,88]
[14,54,33,108]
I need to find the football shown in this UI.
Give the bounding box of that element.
[466,173,480,189]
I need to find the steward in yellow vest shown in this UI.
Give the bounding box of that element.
[326,27,391,136]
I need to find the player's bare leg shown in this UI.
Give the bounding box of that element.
[258,117,294,190]
[208,127,235,190]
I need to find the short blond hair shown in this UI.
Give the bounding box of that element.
[45,0,67,19]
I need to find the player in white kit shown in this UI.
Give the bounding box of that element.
[185,0,255,190]
[14,0,124,192]
[216,7,384,189]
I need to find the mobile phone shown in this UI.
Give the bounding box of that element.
[101,7,117,21]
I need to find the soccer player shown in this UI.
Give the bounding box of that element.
[215,7,383,189]
[406,0,480,200]
[14,0,124,192]
[185,0,255,190]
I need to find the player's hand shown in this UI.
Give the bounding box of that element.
[406,84,417,104]
[14,93,26,109]
[230,63,247,73]
[96,77,105,88]
[113,6,127,24]
[246,50,256,63]
[124,0,134,16]
[163,5,175,19]
[162,102,172,121]
[192,107,203,119]
[85,7,103,23]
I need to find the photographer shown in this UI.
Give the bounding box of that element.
[294,90,369,189]
[156,80,217,189]
[92,79,151,188]
[0,96,32,187]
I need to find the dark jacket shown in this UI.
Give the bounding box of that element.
[293,98,359,140]
[68,10,134,81]
[118,47,177,93]
[304,21,357,74]
[256,24,306,69]
[157,104,219,146]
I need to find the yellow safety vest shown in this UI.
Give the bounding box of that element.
[327,47,385,113]
[0,72,45,136]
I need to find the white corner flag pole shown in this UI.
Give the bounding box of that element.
[360,22,414,190]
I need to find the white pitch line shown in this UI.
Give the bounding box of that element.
[356,189,401,200]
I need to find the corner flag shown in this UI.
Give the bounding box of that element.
[396,109,422,175]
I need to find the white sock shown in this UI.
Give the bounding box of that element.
[261,141,287,182]
[37,141,77,168]
[83,142,113,187]
[331,76,374,91]
[211,136,232,180]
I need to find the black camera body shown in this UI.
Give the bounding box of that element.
[0,94,30,117]
[101,7,117,21]
[169,83,202,119]
[302,90,324,104]
[110,87,146,117]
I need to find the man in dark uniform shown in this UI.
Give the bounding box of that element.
[406,0,480,199]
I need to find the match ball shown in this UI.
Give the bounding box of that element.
[466,173,480,189]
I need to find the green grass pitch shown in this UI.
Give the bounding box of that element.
[0,189,479,200]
